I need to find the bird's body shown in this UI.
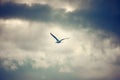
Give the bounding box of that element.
[50,33,69,43]
[56,40,61,43]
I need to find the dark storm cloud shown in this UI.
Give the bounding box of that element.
[0,2,70,26]
[0,2,52,21]
[0,0,120,30]
[1,1,119,37]
[68,0,120,36]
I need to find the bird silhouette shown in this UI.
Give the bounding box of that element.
[50,33,69,43]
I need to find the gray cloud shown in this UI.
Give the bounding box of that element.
[1,0,119,37]
[67,0,120,36]
[0,2,52,22]
[0,0,120,35]
[0,0,92,12]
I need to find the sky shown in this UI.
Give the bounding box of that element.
[0,0,120,80]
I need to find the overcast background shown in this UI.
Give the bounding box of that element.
[0,0,120,80]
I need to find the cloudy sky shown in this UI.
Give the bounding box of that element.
[0,0,120,80]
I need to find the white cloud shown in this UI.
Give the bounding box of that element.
[0,18,120,79]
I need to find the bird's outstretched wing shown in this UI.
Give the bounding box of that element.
[60,38,69,41]
[50,33,59,41]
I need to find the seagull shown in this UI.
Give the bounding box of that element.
[50,33,69,43]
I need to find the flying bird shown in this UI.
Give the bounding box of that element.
[50,33,69,43]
